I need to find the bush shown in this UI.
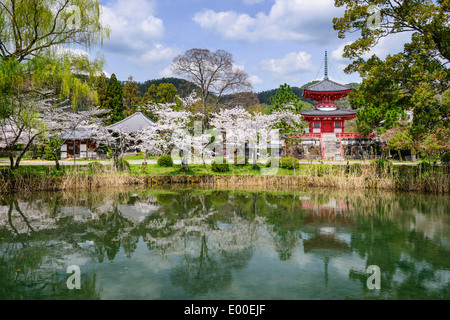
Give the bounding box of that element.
[265,157,279,168]
[117,158,131,172]
[441,151,450,163]
[88,161,105,173]
[157,155,173,167]
[211,157,230,172]
[234,155,249,166]
[280,157,299,170]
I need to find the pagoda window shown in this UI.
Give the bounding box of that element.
[314,122,321,127]
[335,122,342,127]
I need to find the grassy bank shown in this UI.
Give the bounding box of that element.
[1,160,449,194]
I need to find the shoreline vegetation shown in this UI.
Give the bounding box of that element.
[1,158,448,194]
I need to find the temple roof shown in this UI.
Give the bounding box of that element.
[106,111,155,133]
[60,127,97,140]
[303,79,352,92]
[301,108,357,116]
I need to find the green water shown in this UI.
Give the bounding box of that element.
[0,187,449,300]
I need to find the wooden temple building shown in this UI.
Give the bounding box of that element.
[60,110,155,159]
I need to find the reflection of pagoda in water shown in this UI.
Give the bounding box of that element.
[300,196,355,289]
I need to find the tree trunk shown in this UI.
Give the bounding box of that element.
[12,135,39,170]
[54,151,61,171]
[9,154,14,170]
[252,148,259,170]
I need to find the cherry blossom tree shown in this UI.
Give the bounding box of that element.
[210,106,303,171]
[136,91,214,172]
[44,104,109,170]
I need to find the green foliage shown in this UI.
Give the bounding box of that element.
[105,73,125,125]
[88,161,105,173]
[265,157,279,168]
[370,159,393,176]
[211,157,230,172]
[395,165,416,179]
[279,157,299,170]
[333,1,449,138]
[347,163,362,176]
[310,164,328,177]
[96,144,111,158]
[234,155,249,166]
[270,84,303,114]
[137,78,197,99]
[122,76,142,116]
[441,151,450,163]
[157,155,174,167]
[117,158,131,172]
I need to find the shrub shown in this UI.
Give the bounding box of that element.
[211,157,230,172]
[280,157,299,170]
[157,155,174,167]
[117,158,131,172]
[265,157,279,168]
[441,151,450,163]
[234,155,249,166]
[88,161,105,173]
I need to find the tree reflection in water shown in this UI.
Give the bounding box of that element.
[0,188,448,300]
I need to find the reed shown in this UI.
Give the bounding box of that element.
[0,161,448,194]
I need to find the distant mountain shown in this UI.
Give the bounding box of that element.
[135,77,199,98]
[258,81,361,110]
[128,76,360,110]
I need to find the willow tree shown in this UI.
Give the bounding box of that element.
[0,0,111,169]
[333,0,449,144]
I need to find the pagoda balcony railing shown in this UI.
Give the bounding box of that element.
[289,132,376,139]
[337,132,376,139]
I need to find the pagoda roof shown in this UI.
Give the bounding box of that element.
[303,79,352,93]
[106,111,155,133]
[301,108,357,117]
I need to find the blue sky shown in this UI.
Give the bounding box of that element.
[90,0,411,92]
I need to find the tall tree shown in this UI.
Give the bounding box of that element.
[142,84,158,105]
[96,73,109,110]
[333,0,449,142]
[171,48,253,128]
[0,0,110,169]
[105,73,124,125]
[123,76,141,116]
[156,83,177,104]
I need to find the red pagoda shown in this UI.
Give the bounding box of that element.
[301,51,356,134]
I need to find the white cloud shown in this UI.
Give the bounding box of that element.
[193,0,343,43]
[158,65,176,78]
[243,0,264,5]
[261,51,315,76]
[100,0,177,65]
[248,74,263,86]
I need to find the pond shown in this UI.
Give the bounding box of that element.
[0,187,449,300]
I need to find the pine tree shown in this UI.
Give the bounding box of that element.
[106,73,124,125]
[156,83,177,103]
[96,73,109,111]
[142,84,158,105]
